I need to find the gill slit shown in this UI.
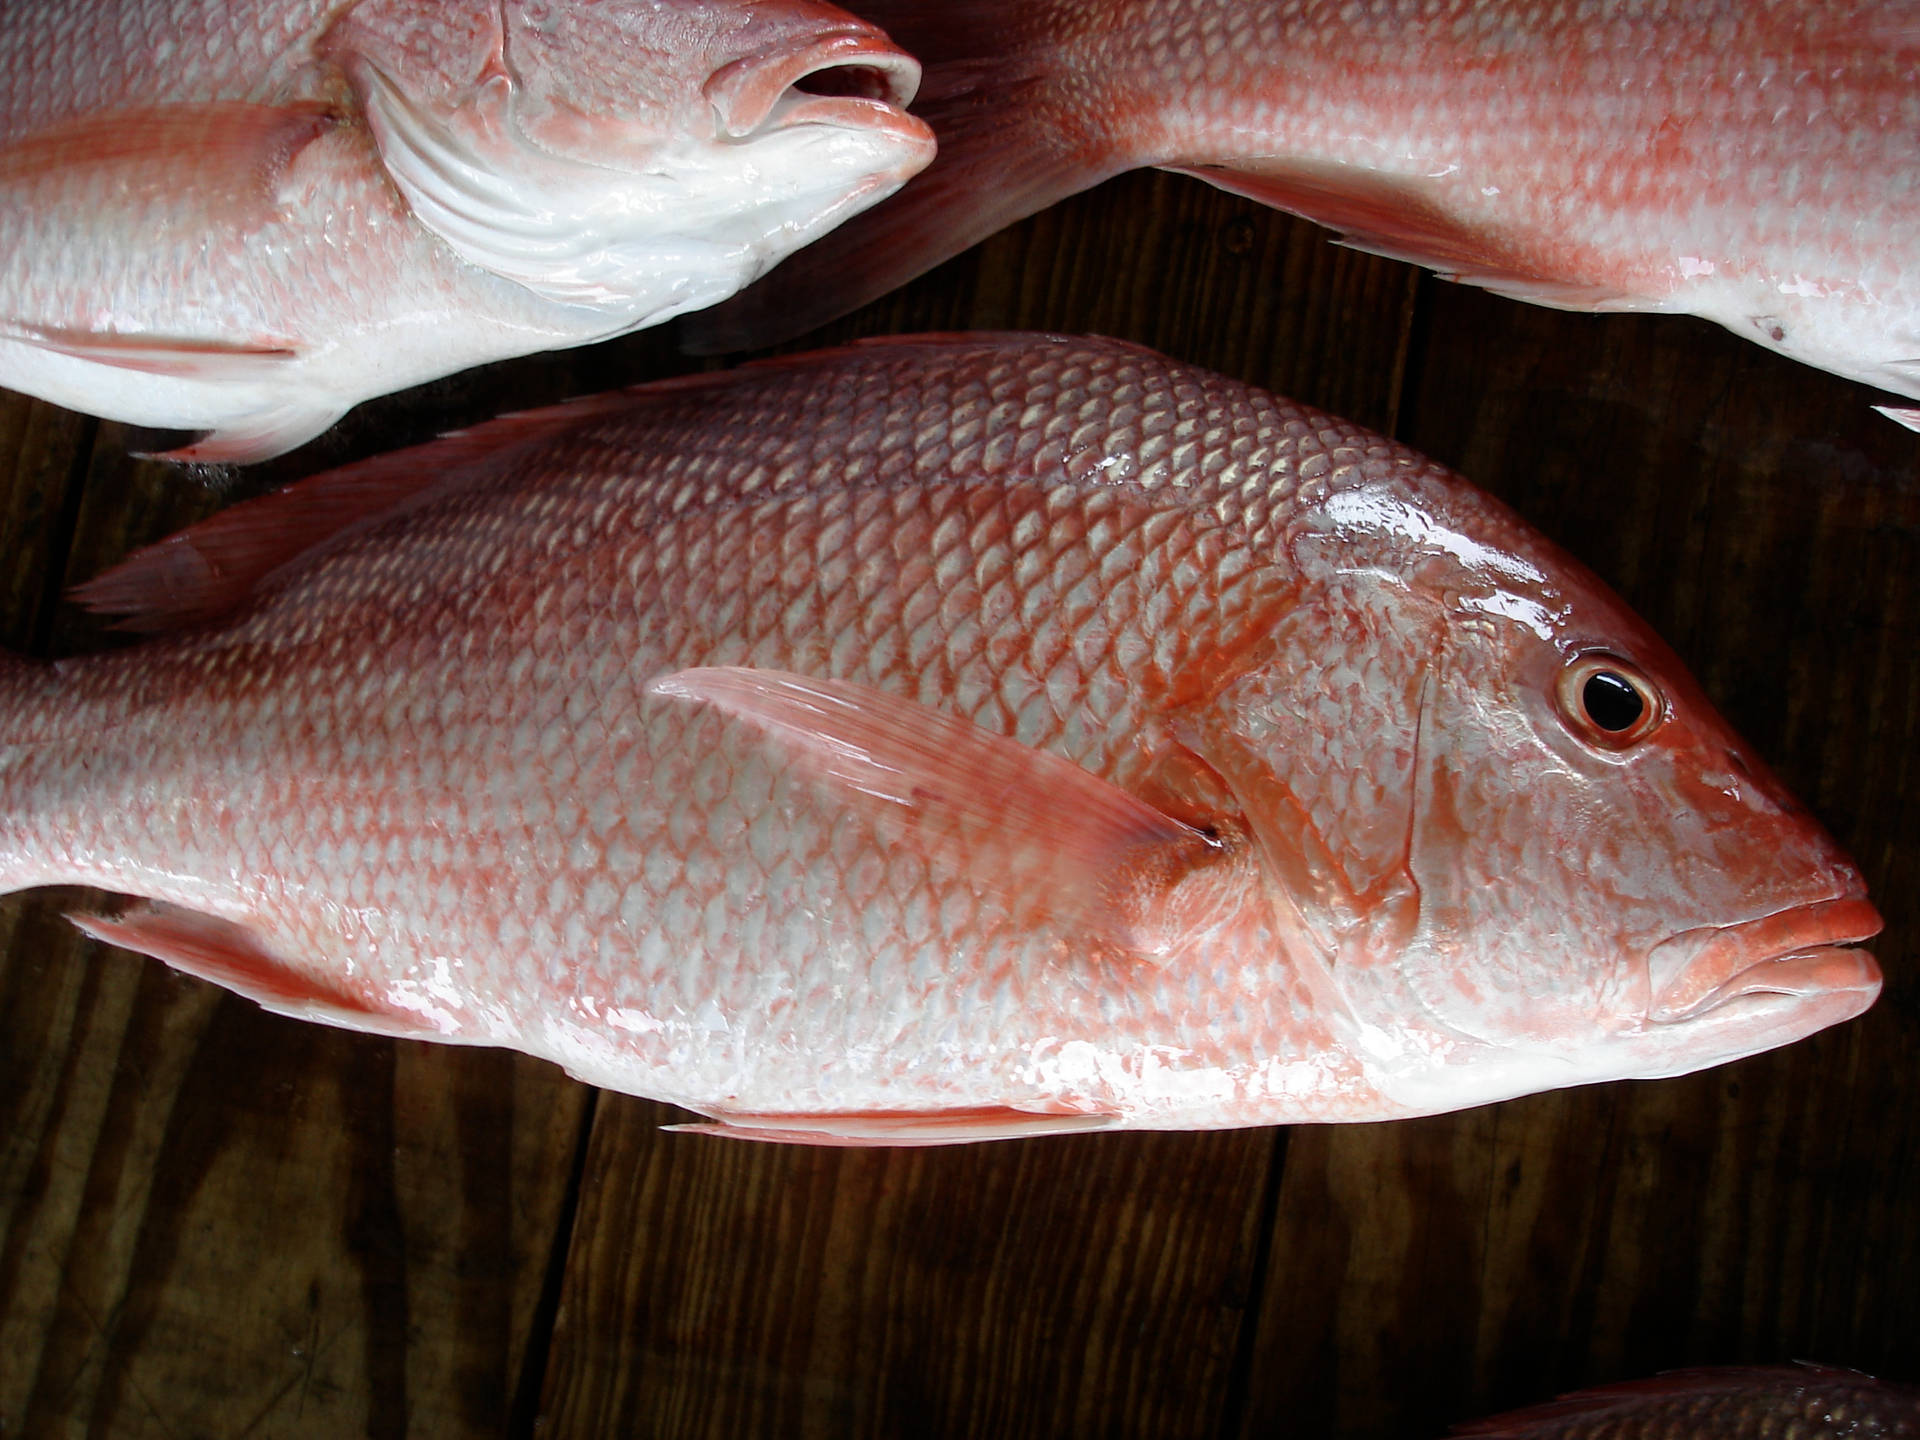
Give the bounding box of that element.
[1404,656,1496,1049]
[494,0,516,87]
[1399,664,1430,950]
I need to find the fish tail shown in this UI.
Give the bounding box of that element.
[682,0,1122,353]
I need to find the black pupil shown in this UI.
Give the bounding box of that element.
[1582,670,1646,733]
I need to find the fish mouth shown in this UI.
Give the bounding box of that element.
[706,30,926,141]
[1646,896,1883,1024]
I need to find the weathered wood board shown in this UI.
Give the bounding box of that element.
[0,167,1914,1440]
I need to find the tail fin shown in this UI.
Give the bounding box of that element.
[682,0,1124,353]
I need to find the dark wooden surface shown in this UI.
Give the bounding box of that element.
[1,168,1915,1439]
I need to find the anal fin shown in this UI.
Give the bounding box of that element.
[667,1106,1120,1146]
[71,395,618,633]
[1169,159,1646,312]
[70,902,449,1042]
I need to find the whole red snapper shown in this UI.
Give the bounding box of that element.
[1453,1366,1920,1439]
[0,0,933,461]
[0,334,1881,1143]
[691,0,1920,424]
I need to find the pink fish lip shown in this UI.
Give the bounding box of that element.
[705,31,927,142]
[1646,897,1884,1024]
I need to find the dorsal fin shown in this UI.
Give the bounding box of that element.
[1450,1366,1907,1437]
[73,336,1157,632]
[70,392,638,633]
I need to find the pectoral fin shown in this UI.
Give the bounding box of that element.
[70,902,450,1041]
[648,667,1228,959]
[0,324,299,379]
[0,101,333,221]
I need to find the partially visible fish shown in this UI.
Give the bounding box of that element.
[0,0,934,461]
[688,0,1920,421]
[2,334,1880,1144]
[1452,1366,1920,1439]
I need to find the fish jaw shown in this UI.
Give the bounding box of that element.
[327,0,933,325]
[704,26,923,139]
[1621,894,1885,1080]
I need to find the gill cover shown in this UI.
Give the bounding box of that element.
[327,0,929,320]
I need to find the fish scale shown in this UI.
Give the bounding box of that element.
[0,334,1883,1142]
[2,0,344,133]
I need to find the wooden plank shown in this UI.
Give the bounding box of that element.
[0,941,590,1437]
[539,1104,1276,1440]
[0,391,92,652]
[1237,286,1920,1437]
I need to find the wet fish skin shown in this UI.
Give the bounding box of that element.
[689,0,1920,418]
[1453,1366,1920,1439]
[2,334,1881,1144]
[0,0,933,461]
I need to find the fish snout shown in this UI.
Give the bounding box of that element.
[705,29,925,141]
[1645,895,1883,1024]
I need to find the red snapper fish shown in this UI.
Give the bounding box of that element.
[689,0,1920,422]
[0,0,933,462]
[2,334,1880,1144]
[1451,1366,1920,1439]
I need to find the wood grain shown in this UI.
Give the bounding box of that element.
[0,162,1913,1440]
[540,1105,1276,1440]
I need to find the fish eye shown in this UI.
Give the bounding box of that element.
[1555,654,1664,749]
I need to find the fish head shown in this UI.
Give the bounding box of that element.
[1193,464,1880,1116]
[325,0,933,325]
